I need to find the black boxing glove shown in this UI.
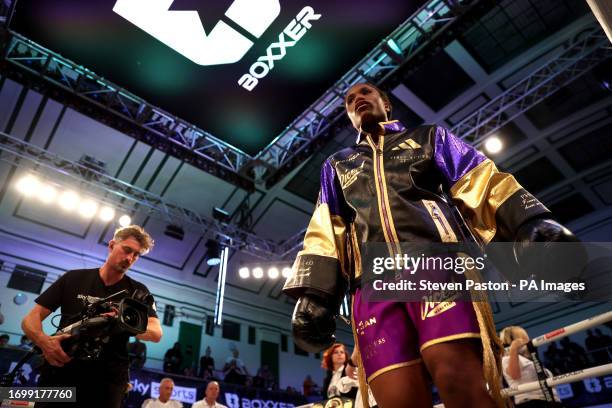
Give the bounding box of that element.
[513,218,585,281]
[292,292,338,353]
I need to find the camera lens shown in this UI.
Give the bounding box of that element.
[123,307,141,328]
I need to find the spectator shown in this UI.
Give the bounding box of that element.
[18,335,33,350]
[182,345,196,375]
[164,342,183,374]
[127,338,147,369]
[193,381,227,408]
[142,378,183,408]
[590,328,612,364]
[595,328,612,347]
[223,349,247,385]
[199,346,215,379]
[254,364,274,389]
[303,375,316,397]
[321,343,357,400]
[559,337,588,370]
[0,334,9,347]
[543,342,563,374]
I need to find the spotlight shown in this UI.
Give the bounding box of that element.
[239,267,250,279]
[268,267,279,279]
[78,199,98,218]
[484,136,503,154]
[212,207,231,223]
[206,239,222,266]
[252,267,264,279]
[37,184,57,204]
[281,267,292,279]
[99,206,115,222]
[118,214,131,227]
[58,191,80,211]
[16,175,40,197]
[164,224,184,240]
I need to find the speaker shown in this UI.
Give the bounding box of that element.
[163,305,175,326]
[205,315,215,336]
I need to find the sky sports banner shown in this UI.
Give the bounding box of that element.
[125,369,303,408]
[359,242,612,303]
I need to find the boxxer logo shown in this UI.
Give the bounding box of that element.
[239,6,321,91]
[112,0,281,66]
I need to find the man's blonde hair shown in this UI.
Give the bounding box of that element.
[113,225,154,255]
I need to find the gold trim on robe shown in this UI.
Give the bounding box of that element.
[449,159,522,244]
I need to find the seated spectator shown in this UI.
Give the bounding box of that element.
[127,338,147,369]
[559,337,588,370]
[543,341,563,374]
[303,375,316,397]
[164,342,183,374]
[18,335,33,350]
[199,346,215,379]
[142,378,183,408]
[0,334,9,347]
[254,364,274,389]
[193,381,227,408]
[183,344,196,375]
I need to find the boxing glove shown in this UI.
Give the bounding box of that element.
[513,218,585,281]
[292,292,338,353]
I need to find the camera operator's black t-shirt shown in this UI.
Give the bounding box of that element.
[36,268,157,372]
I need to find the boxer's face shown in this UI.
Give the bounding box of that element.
[107,236,142,273]
[345,84,390,131]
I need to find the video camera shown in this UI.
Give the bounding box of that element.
[55,289,151,360]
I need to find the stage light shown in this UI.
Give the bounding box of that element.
[484,136,503,154]
[58,191,80,211]
[252,267,264,279]
[268,267,279,279]
[282,267,292,279]
[16,175,40,197]
[99,206,115,222]
[118,214,131,227]
[212,207,231,223]
[387,39,402,56]
[206,240,222,266]
[37,184,58,204]
[78,199,98,218]
[239,267,250,279]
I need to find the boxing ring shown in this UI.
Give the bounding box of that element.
[500,310,612,398]
[297,310,612,408]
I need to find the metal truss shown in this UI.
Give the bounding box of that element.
[2,32,254,189]
[0,131,278,258]
[451,21,611,146]
[259,0,494,186]
[0,0,488,189]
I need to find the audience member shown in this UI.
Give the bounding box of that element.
[193,381,227,408]
[224,349,247,385]
[0,334,9,347]
[128,338,147,369]
[199,346,215,379]
[142,378,183,408]
[164,342,183,374]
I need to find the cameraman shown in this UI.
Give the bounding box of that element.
[21,225,163,408]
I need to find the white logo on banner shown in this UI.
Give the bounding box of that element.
[554,384,573,399]
[151,381,197,404]
[224,392,295,408]
[112,0,280,66]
